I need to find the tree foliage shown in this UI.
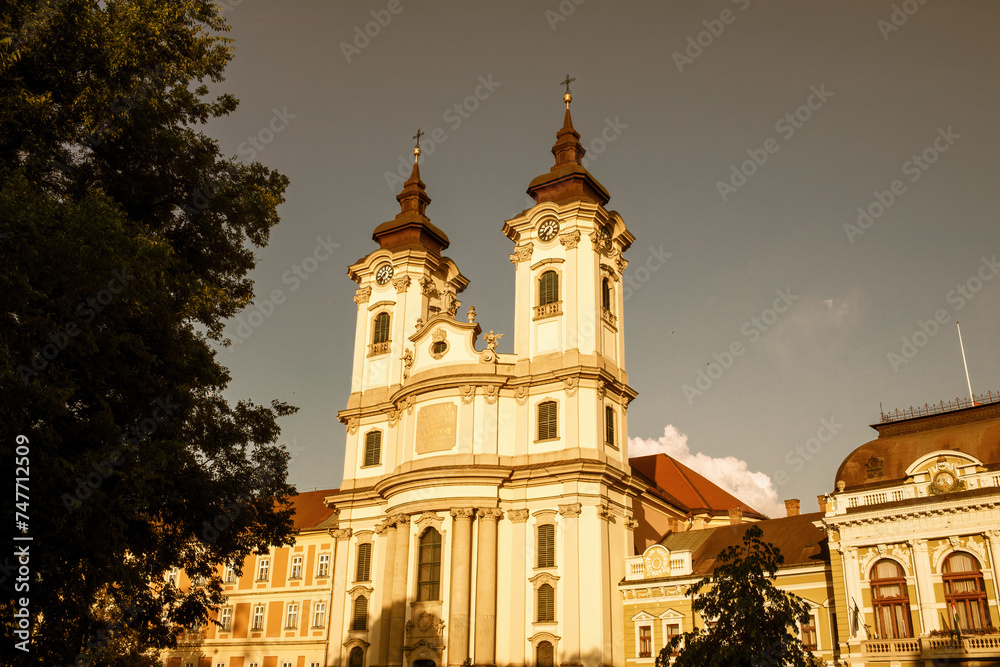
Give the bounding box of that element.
[1,1,294,664]
[657,525,825,667]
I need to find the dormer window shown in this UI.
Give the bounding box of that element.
[369,312,391,356]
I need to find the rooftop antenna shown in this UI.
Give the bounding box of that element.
[956,321,974,402]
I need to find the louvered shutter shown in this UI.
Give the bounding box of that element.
[352,596,368,631]
[537,584,555,622]
[605,406,615,445]
[538,401,558,440]
[364,431,381,466]
[356,543,372,582]
[372,312,390,344]
[537,524,555,568]
[539,271,559,306]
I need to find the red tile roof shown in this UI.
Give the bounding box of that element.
[631,454,765,519]
[289,488,339,531]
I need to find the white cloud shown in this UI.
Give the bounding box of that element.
[629,425,784,518]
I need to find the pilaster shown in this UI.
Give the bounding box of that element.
[474,508,502,666]
[448,509,475,667]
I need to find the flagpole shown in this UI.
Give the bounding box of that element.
[957,322,974,402]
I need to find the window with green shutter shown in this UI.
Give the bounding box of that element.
[355,543,372,582]
[372,312,391,344]
[537,401,558,440]
[537,583,555,622]
[605,405,615,445]
[537,523,555,568]
[351,596,368,631]
[538,271,559,306]
[363,431,381,467]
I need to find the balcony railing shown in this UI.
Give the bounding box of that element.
[878,390,1000,423]
[534,301,562,319]
[368,340,390,356]
[601,307,617,326]
[862,634,1000,659]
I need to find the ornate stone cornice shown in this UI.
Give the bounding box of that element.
[507,509,530,523]
[477,508,503,521]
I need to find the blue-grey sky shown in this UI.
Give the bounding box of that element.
[208,1,1000,517]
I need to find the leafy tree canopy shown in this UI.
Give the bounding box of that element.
[1,1,294,664]
[657,524,825,667]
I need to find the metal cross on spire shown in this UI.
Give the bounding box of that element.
[412,128,424,161]
[560,75,575,108]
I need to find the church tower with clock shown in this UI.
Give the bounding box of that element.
[327,85,655,667]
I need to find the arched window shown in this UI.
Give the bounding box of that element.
[537,401,558,441]
[944,552,991,630]
[537,523,555,568]
[351,595,368,631]
[417,529,441,601]
[363,431,381,467]
[870,559,913,639]
[605,405,615,445]
[355,543,372,582]
[539,271,559,306]
[537,583,555,622]
[348,647,364,667]
[372,312,391,344]
[602,277,611,311]
[536,641,554,667]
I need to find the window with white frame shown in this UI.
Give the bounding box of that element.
[285,602,298,629]
[313,601,327,628]
[166,567,178,587]
[290,555,303,579]
[251,604,264,631]
[281,662,292,667]
[223,562,236,583]
[219,607,232,631]
[665,621,681,653]
[317,553,330,578]
[800,612,818,650]
[638,624,652,658]
[256,557,270,581]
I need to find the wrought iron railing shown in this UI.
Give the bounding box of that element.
[878,391,999,423]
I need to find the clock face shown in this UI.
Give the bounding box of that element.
[538,219,560,242]
[374,264,394,286]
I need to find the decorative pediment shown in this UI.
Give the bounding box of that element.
[631,610,656,622]
[414,511,444,534]
[658,609,684,620]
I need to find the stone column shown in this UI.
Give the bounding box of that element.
[448,509,475,667]
[506,509,530,667]
[842,547,862,639]
[474,508,502,666]
[328,528,353,667]
[597,506,616,667]
[376,518,397,667]
[909,538,937,632]
[559,503,583,667]
[387,513,411,667]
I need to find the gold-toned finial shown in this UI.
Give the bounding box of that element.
[412,128,424,162]
[560,74,575,108]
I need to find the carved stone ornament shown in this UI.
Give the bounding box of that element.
[477,508,503,521]
[507,509,530,523]
[353,286,372,306]
[484,385,499,405]
[615,255,629,273]
[386,408,400,427]
[643,545,671,578]
[467,305,477,323]
[876,544,887,556]
[597,505,616,523]
[866,456,885,479]
[460,385,475,404]
[596,381,606,400]
[563,376,579,397]
[419,277,438,298]
[347,417,360,435]
[392,275,412,293]
[330,527,353,541]
[515,386,529,405]
[988,529,1000,540]
[404,395,416,414]
[432,328,447,343]
[509,242,534,264]
[450,508,475,520]
[405,610,445,640]
[415,317,424,331]
[559,230,581,249]
[414,511,444,533]
[401,348,413,379]
[558,503,582,518]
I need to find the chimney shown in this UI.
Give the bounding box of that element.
[817,494,829,513]
[784,499,800,517]
[729,507,743,525]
